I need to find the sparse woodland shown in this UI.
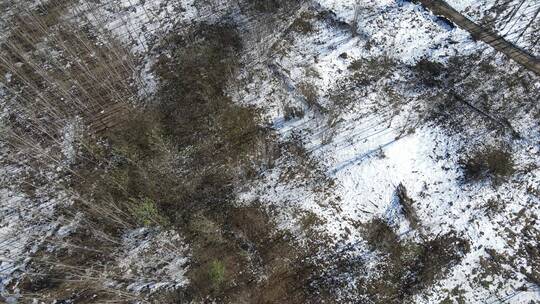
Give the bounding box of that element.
[1,0,539,303]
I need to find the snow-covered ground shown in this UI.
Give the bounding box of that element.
[447,0,540,57]
[0,139,72,302]
[1,0,539,302]
[0,0,194,301]
[236,0,540,302]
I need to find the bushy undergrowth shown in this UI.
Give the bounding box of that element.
[208,260,226,288]
[460,146,515,184]
[247,0,299,13]
[415,54,538,138]
[348,56,396,86]
[71,22,326,303]
[412,58,445,87]
[1,0,338,299]
[359,219,470,303]
[1,6,287,300]
[290,12,315,34]
[66,22,270,230]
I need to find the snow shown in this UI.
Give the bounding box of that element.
[117,228,190,293]
[314,0,480,64]
[68,0,198,97]
[235,0,540,302]
[1,0,539,302]
[71,0,191,53]
[0,182,69,302]
[60,118,82,164]
[446,0,540,56]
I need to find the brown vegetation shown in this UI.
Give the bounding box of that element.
[460,146,515,184]
[360,219,470,303]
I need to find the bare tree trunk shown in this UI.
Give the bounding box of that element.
[351,1,362,37]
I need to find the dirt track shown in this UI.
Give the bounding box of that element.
[418,0,540,75]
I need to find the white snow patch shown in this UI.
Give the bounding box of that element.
[117,228,190,293]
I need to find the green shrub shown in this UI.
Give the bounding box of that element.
[130,197,170,227]
[209,260,226,288]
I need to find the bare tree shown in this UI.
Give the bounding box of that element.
[352,1,362,37]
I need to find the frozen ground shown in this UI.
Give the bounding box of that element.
[0,0,194,301]
[447,0,540,56]
[236,0,540,302]
[1,0,539,302]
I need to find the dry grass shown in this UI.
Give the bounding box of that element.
[290,12,315,34]
[460,146,515,184]
[1,3,279,302]
[360,219,470,303]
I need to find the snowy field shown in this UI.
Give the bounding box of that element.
[1,0,539,302]
[237,0,540,302]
